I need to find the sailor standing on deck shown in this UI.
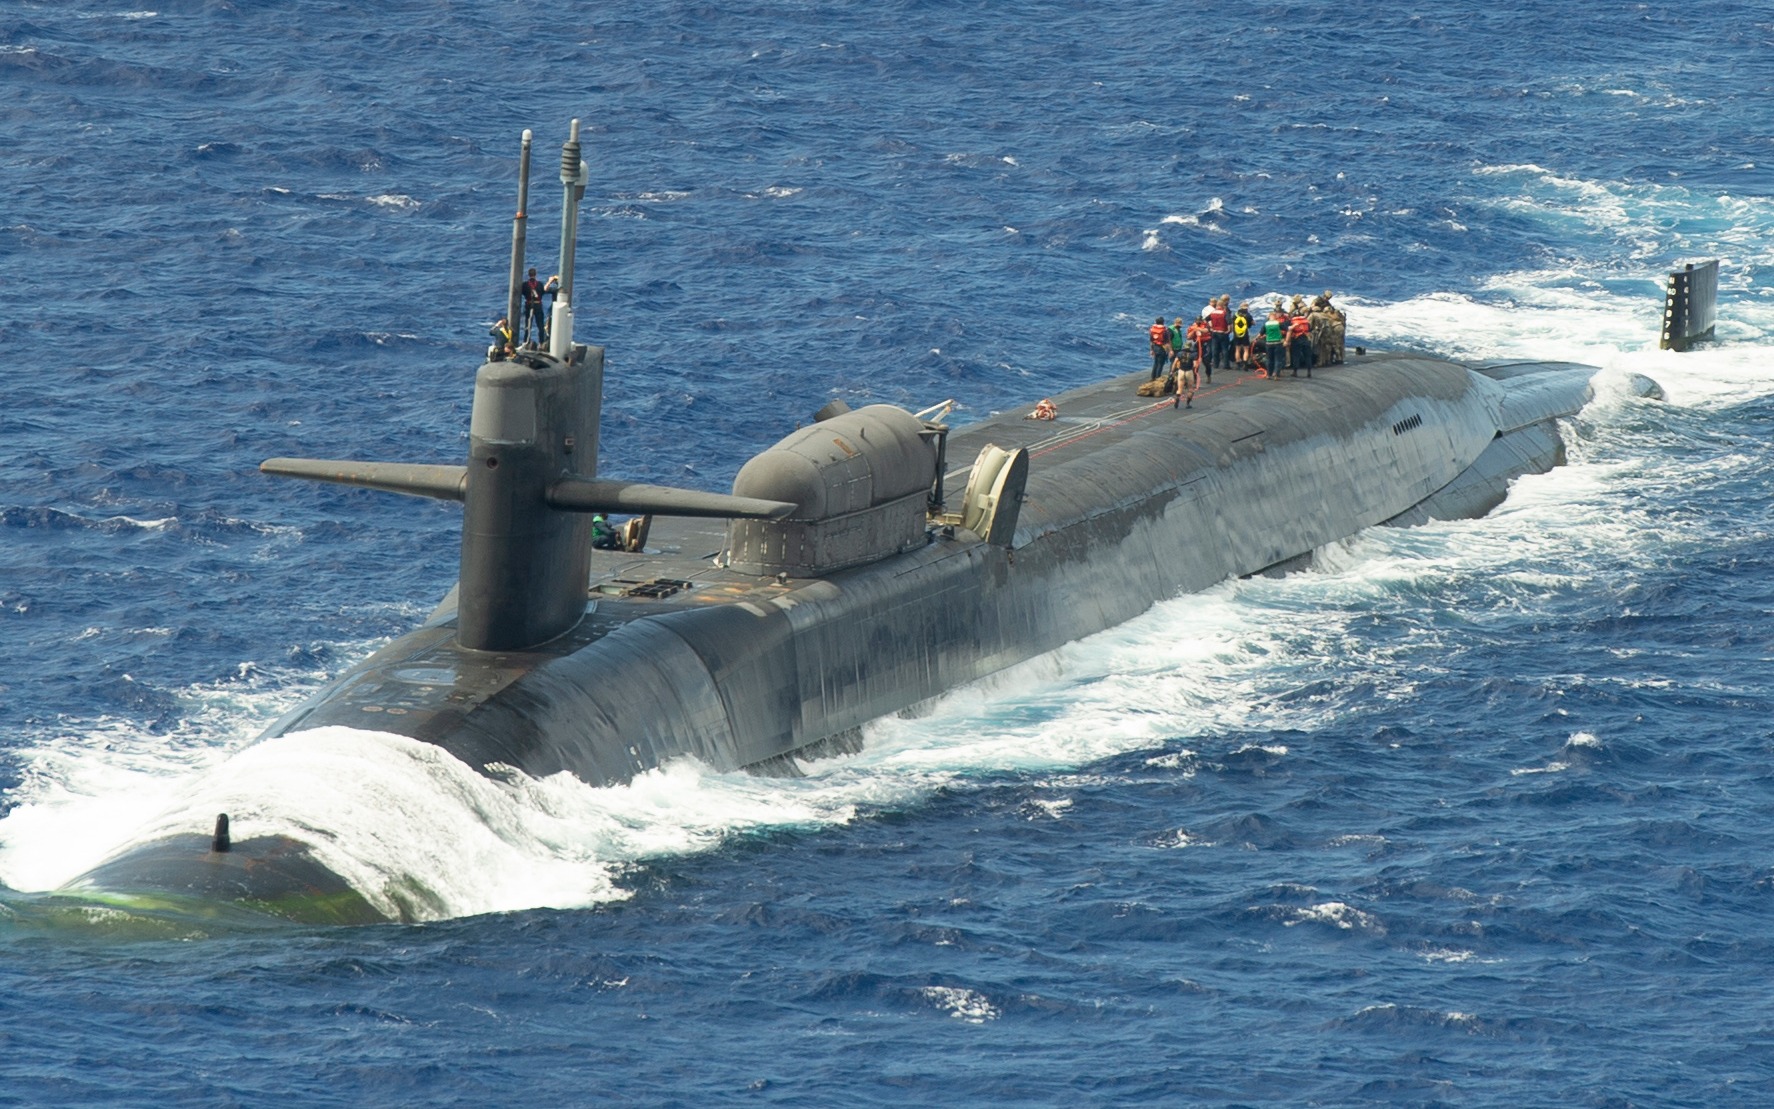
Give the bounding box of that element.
[1186,316,1213,384]
[1289,304,1314,377]
[1322,291,1346,364]
[1263,306,1286,379]
[1232,302,1253,369]
[1173,346,1198,408]
[1309,295,1335,369]
[1149,317,1172,380]
[1207,296,1231,372]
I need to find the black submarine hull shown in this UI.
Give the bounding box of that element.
[54,353,1655,923]
[265,354,1609,783]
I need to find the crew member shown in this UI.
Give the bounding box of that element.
[1309,296,1335,369]
[1263,307,1286,380]
[1148,317,1171,380]
[591,514,620,550]
[488,315,514,362]
[1173,344,1199,409]
[1322,291,1346,364]
[1289,304,1314,377]
[1186,316,1213,383]
[520,268,547,345]
[1232,302,1252,369]
[1206,296,1231,372]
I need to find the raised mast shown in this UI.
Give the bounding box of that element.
[504,129,533,342]
[551,118,588,361]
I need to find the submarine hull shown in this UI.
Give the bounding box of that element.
[64,353,1647,923]
[264,355,1594,782]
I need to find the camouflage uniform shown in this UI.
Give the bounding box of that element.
[1325,293,1346,364]
[1309,304,1333,369]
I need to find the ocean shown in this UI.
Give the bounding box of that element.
[3,0,1773,1104]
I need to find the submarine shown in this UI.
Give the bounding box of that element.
[52,122,1661,924]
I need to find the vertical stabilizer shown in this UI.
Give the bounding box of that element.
[1661,260,1718,352]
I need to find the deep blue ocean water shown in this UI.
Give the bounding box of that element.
[4,0,1774,1104]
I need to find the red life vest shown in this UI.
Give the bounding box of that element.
[1207,306,1229,333]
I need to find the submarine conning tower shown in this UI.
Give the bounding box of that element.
[259,120,796,653]
[458,346,602,650]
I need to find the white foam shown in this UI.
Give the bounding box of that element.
[1285,901,1384,933]
[1154,829,1201,849]
[0,654,364,892]
[919,985,999,1023]
[1347,163,1774,410]
[1510,760,1569,777]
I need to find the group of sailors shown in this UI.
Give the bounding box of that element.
[487,267,562,361]
[1146,292,1347,404]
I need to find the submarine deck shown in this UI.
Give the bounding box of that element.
[588,348,1424,599]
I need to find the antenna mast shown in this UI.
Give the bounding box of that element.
[551,119,589,360]
[504,130,533,341]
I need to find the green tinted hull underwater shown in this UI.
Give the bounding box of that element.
[38,834,388,928]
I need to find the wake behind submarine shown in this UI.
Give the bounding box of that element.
[54,122,1661,925]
